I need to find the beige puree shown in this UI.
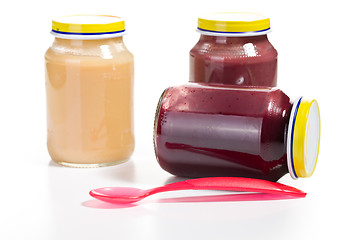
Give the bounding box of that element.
[45,37,134,166]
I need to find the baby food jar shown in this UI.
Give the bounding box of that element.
[45,15,134,167]
[154,83,320,181]
[190,12,278,87]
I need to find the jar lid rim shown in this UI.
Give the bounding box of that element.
[51,15,126,39]
[198,12,271,35]
[287,98,321,179]
[196,27,271,37]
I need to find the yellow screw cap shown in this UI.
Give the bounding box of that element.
[198,12,271,36]
[51,15,125,39]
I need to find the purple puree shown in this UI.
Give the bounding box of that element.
[190,35,278,87]
[154,84,292,181]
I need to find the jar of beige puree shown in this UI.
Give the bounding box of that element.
[45,15,134,167]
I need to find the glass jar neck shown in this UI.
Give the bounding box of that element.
[199,34,269,44]
[50,36,128,58]
[54,37,124,47]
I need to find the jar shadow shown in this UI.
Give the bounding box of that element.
[48,160,62,167]
[48,158,136,183]
[164,176,191,185]
[98,159,136,183]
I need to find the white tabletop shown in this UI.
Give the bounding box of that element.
[1,135,357,239]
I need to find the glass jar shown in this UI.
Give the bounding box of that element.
[45,15,134,167]
[190,12,278,87]
[154,83,320,181]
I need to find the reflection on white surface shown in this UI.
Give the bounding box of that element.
[0,121,357,240]
[44,152,308,240]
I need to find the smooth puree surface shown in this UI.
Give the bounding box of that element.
[190,35,277,86]
[45,38,134,166]
[155,84,291,181]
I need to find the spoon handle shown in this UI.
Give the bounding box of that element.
[150,177,306,197]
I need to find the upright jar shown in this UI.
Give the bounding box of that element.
[45,15,134,167]
[154,83,321,181]
[190,12,278,87]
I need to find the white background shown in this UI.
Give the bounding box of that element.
[0,0,359,239]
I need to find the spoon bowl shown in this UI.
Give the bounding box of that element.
[90,187,150,204]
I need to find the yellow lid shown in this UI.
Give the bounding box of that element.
[287,98,321,179]
[51,15,125,39]
[198,12,271,36]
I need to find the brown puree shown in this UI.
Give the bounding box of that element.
[190,35,277,87]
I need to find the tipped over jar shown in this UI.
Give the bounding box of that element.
[190,12,278,87]
[153,83,321,181]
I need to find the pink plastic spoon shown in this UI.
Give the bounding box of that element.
[89,177,306,204]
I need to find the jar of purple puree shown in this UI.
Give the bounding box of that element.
[153,83,320,182]
[190,12,278,87]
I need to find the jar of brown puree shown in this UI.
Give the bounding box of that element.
[190,12,278,87]
[45,15,134,167]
